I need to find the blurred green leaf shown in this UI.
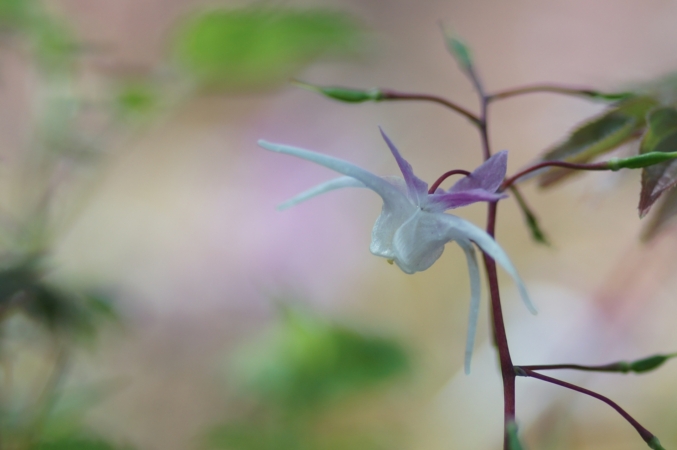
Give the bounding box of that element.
[509,186,550,245]
[293,80,382,103]
[648,436,666,450]
[173,7,362,90]
[23,283,118,341]
[0,259,38,305]
[641,182,677,240]
[629,353,677,373]
[36,436,133,450]
[539,96,657,187]
[207,422,301,450]
[0,0,34,31]
[441,29,473,71]
[115,82,160,119]
[236,309,409,411]
[507,422,526,450]
[41,380,128,441]
[29,15,78,73]
[639,107,677,217]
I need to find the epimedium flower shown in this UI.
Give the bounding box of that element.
[258,128,536,373]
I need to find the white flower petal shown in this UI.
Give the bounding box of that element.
[437,214,537,315]
[259,140,411,210]
[390,210,446,273]
[370,203,417,261]
[456,239,481,375]
[278,176,366,210]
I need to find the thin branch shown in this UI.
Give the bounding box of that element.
[522,353,677,374]
[488,84,632,102]
[509,186,549,245]
[516,367,659,447]
[428,169,471,194]
[459,53,516,450]
[379,89,481,125]
[521,362,629,373]
[501,160,610,191]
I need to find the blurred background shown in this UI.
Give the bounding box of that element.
[0,0,676,449]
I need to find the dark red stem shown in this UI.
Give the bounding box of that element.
[428,169,471,194]
[466,62,516,449]
[516,367,657,445]
[521,363,628,372]
[484,202,516,446]
[487,84,626,102]
[500,160,610,191]
[379,89,481,125]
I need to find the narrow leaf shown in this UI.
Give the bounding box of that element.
[639,107,677,216]
[293,80,382,103]
[507,422,526,450]
[539,96,657,187]
[510,186,550,245]
[629,353,676,373]
[608,151,677,170]
[648,436,666,450]
[442,31,473,71]
[173,8,361,90]
[641,184,677,240]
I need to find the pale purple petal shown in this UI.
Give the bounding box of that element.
[437,214,537,315]
[378,127,429,204]
[258,140,411,211]
[426,189,508,212]
[449,150,508,194]
[455,238,481,375]
[278,176,366,210]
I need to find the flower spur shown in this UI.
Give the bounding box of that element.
[258,129,536,373]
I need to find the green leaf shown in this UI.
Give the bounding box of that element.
[629,353,676,373]
[647,436,666,450]
[506,422,526,450]
[234,308,409,411]
[0,0,34,31]
[36,436,133,450]
[205,423,300,450]
[608,151,677,170]
[0,259,38,305]
[641,183,677,240]
[539,96,658,187]
[173,7,361,90]
[441,29,473,70]
[639,107,677,216]
[116,83,159,118]
[29,14,78,73]
[293,80,382,103]
[42,380,129,441]
[24,284,118,340]
[509,187,550,245]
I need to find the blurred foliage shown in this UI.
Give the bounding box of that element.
[0,256,118,341]
[115,82,161,121]
[535,72,677,239]
[236,308,409,412]
[507,422,527,450]
[205,308,410,450]
[639,107,677,217]
[173,7,362,90]
[36,437,131,450]
[538,96,657,186]
[442,28,473,72]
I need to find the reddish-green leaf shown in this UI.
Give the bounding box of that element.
[641,183,677,240]
[538,96,657,187]
[639,107,677,216]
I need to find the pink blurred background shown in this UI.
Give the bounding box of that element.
[9,0,675,448]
